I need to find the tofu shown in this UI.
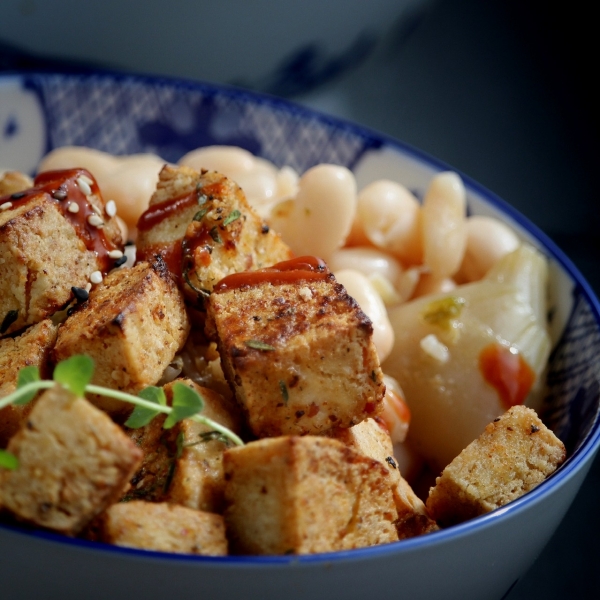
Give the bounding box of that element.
[0,385,142,535]
[164,380,243,513]
[205,262,385,437]
[0,319,57,447]
[223,436,399,555]
[136,164,291,306]
[0,169,123,337]
[52,257,190,415]
[328,418,437,539]
[426,405,566,526]
[99,501,228,555]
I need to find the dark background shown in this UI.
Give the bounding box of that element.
[1,0,598,597]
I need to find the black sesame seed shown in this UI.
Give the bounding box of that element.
[385,456,398,469]
[493,417,501,422]
[71,286,89,302]
[51,188,68,201]
[125,240,135,246]
[11,191,26,199]
[261,225,270,234]
[114,255,128,267]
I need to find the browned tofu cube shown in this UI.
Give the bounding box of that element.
[0,168,123,337]
[223,436,398,555]
[99,501,227,555]
[205,258,385,437]
[0,319,57,447]
[426,405,566,526]
[165,380,243,513]
[136,164,291,306]
[53,258,190,414]
[0,385,142,535]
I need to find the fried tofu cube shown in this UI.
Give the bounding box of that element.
[426,406,566,526]
[0,319,57,447]
[99,501,227,555]
[165,380,243,513]
[53,257,190,414]
[223,436,398,555]
[205,263,385,437]
[328,418,437,539]
[0,385,142,535]
[136,165,291,304]
[0,169,122,337]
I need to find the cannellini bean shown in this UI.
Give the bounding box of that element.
[396,266,424,302]
[422,171,467,278]
[357,180,423,265]
[276,165,299,200]
[412,272,457,298]
[334,269,394,362]
[458,215,520,282]
[179,145,280,217]
[380,374,411,444]
[327,247,402,283]
[270,164,357,260]
[38,147,164,229]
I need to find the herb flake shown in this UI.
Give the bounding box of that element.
[223,210,241,226]
[209,226,222,243]
[245,339,276,351]
[279,381,289,403]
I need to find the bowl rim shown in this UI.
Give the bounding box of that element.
[1,69,599,566]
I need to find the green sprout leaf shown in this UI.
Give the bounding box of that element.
[164,382,204,429]
[125,386,167,428]
[53,354,94,397]
[245,339,276,351]
[14,366,41,405]
[0,449,19,471]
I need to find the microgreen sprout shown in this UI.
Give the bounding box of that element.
[0,355,244,470]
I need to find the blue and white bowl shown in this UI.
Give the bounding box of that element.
[1,72,599,600]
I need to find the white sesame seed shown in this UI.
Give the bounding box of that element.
[105,199,117,217]
[84,282,92,292]
[79,174,94,186]
[89,271,103,284]
[76,177,92,196]
[0,201,13,211]
[108,249,124,259]
[91,203,103,217]
[87,214,104,227]
[420,334,449,363]
[67,202,80,213]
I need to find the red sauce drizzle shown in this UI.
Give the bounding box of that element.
[213,256,329,292]
[137,191,198,232]
[479,343,535,410]
[1,169,119,273]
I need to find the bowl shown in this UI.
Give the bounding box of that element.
[0,0,435,95]
[1,71,599,600]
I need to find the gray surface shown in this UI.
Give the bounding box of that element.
[297,1,599,597]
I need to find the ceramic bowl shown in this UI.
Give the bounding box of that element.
[1,72,599,600]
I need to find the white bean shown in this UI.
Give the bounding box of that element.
[327,247,402,283]
[270,164,356,260]
[458,215,520,282]
[412,272,457,298]
[422,171,467,278]
[357,180,423,265]
[334,269,394,362]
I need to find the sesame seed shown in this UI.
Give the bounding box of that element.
[79,174,94,186]
[87,214,104,227]
[76,177,92,196]
[114,255,128,267]
[89,271,103,284]
[108,249,124,259]
[91,203,103,217]
[51,188,67,200]
[11,191,26,199]
[67,202,79,214]
[0,201,13,211]
[84,282,92,292]
[105,200,117,217]
[71,286,89,302]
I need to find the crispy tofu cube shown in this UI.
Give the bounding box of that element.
[0,319,57,447]
[223,436,398,555]
[205,265,385,437]
[392,477,439,539]
[165,380,243,513]
[99,501,227,555]
[53,258,190,414]
[0,385,142,535]
[426,406,566,526]
[136,165,291,304]
[0,169,123,337]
